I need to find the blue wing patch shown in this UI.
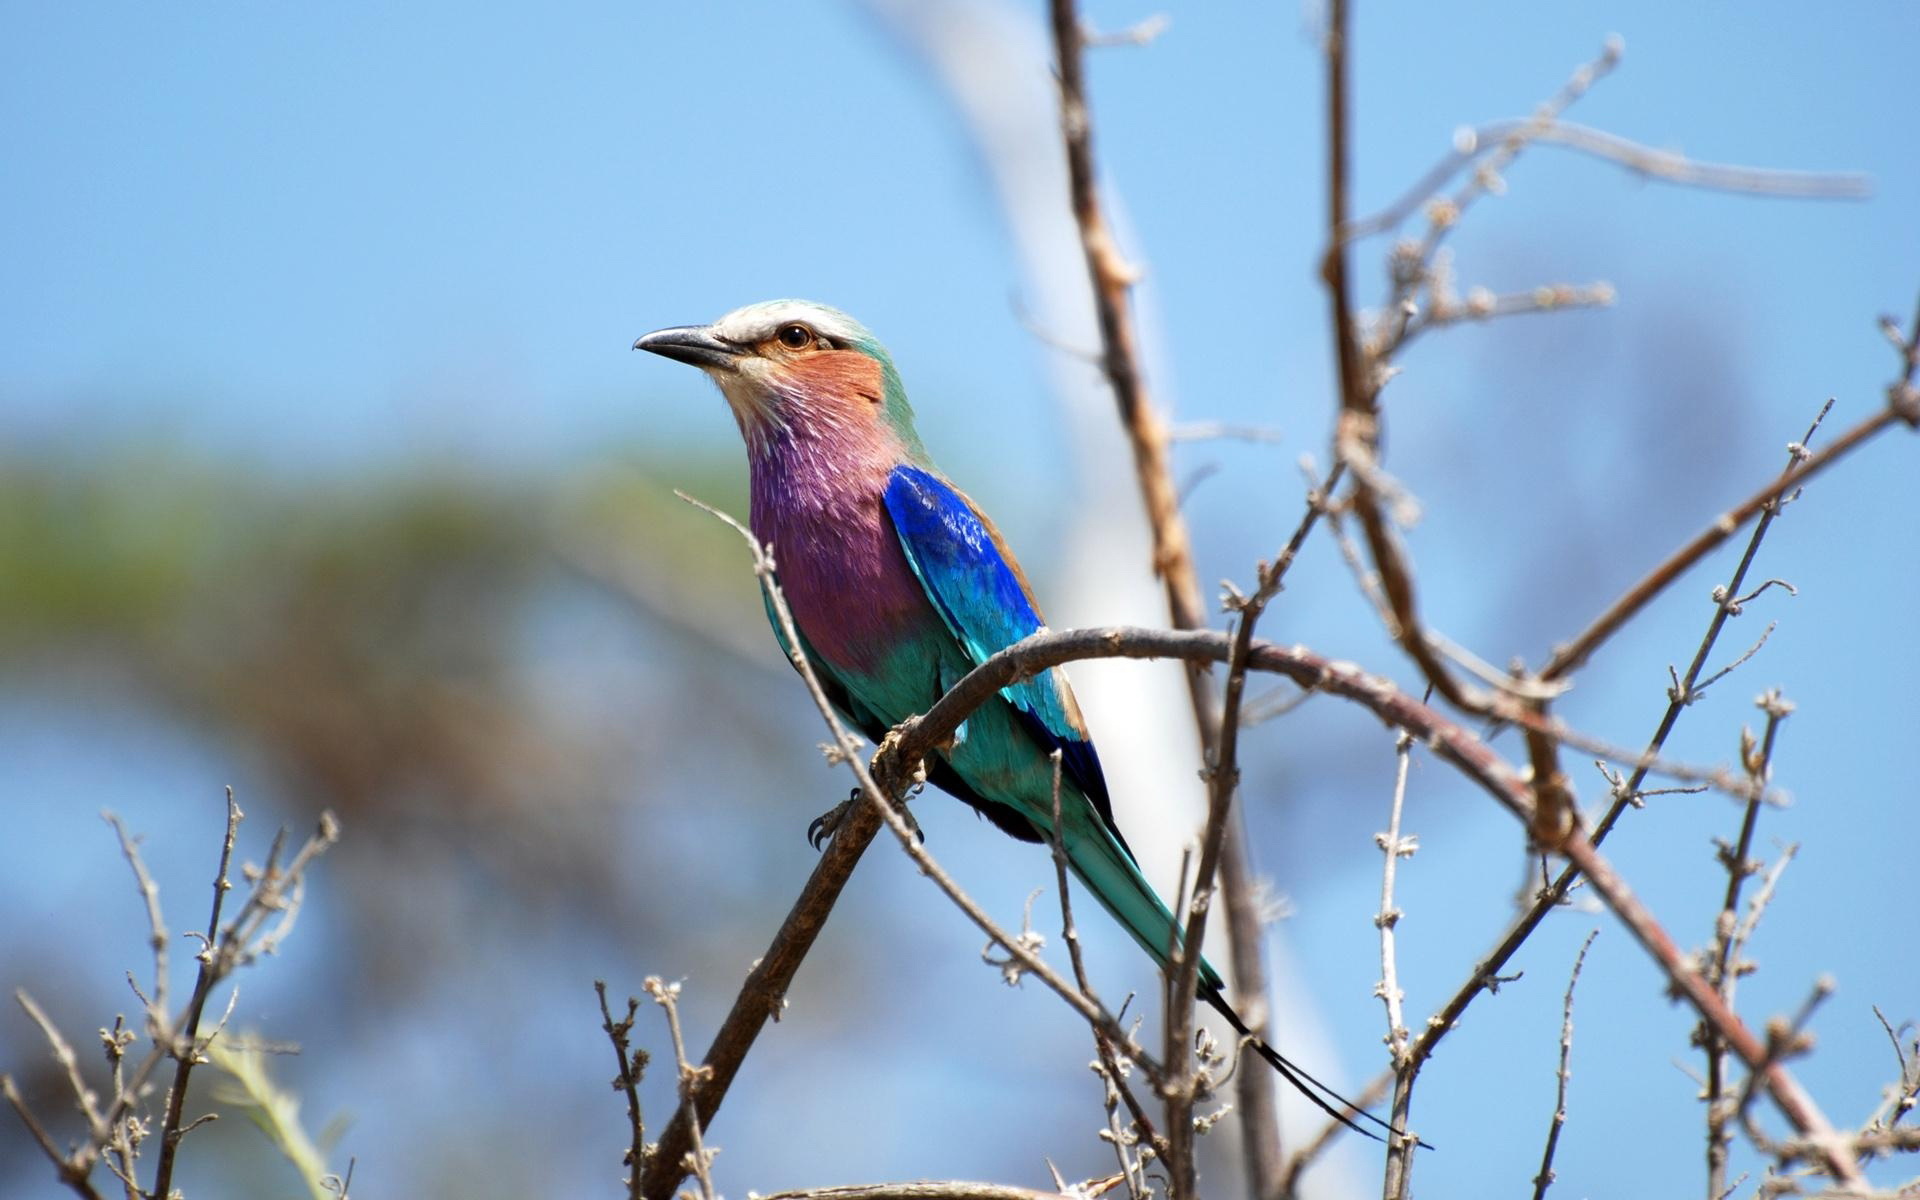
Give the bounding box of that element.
[883,465,1131,859]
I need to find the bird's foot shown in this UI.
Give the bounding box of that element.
[807,787,923,850]
[806,792,856,850]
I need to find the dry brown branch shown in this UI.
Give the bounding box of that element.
[1552,835,1863,1188]
[885,620,1866,1184]
[635,789,885,1200]
[1355,385,1863,1184]
[1533,930,1600,1200]
[1321,0,1487,719]
[1047,0,1203,645]
[1047,2,1286,1190]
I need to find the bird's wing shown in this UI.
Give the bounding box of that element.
[882,464,1130,858]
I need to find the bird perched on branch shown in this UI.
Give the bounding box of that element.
[635,299,1395,1142]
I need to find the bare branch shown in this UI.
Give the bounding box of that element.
[1046,751,1160,1193]
[1544,401,1899,681]
[1047,2,1287,1189]
[645,978,718,1200]
[104,814,170,1030]
[1378,731,1421,1200]
[595,981,649,1200]
[1352,113,1868,244]
[1531,930,1600,1200]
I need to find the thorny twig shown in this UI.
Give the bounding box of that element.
[645,978,717,1200]
[1390,395,1846,1141]
[1531,930,1600,1200]
[595,981,649,1200]
[1378,732,1421,1200]
[1047,751,1159,1198]
[862,617,1867,1179]
[1707,691,1794,1196]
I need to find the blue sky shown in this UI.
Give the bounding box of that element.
[3,2,1916,1197]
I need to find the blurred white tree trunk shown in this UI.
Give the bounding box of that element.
[864,2,1363,1187]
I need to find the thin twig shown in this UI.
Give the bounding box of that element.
[595,981,649,1200]
[1349,114,1868,244]
[1,1073,105,1200]
[1708,694,1795,1194]
[1396,396,1842,1103]
[645,978,717,1200]
[1532,930,1599,1200]
[105,815,170,1029]
[149,791,245,1200]
[1047,750,1160,1195]
[1868,1007,1919,1133]
[1378,731,1419,1200]
[1544,403,1897,681]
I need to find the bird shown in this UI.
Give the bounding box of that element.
[635,299,1397,1143]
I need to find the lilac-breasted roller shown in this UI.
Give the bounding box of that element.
[635,299,1388,1140]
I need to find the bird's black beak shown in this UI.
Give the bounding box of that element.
[633,325,743,371]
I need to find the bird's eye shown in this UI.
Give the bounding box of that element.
[776,323,814,350]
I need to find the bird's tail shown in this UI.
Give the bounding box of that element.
[1059,811,1422,1148]
[1203,985,1425,1147]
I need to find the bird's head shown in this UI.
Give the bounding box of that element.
[634,299,926,460]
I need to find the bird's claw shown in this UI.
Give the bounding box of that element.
[807,787,924,850]
[807,791,856,850]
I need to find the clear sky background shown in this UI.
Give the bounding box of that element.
[3,3,1916,1198]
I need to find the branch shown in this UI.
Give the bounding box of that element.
[1707,692,1793,1196]
[149,791,246,1200]
[1544,401,1907,680]
[886,621,1861,1184]
[594,981,649,1200]
[1047,752,1161,1193]
[5,796,338,1200]
[1349,113,1869,244]
[1378,732,1420,1200]
[1531,930,1599,1200]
